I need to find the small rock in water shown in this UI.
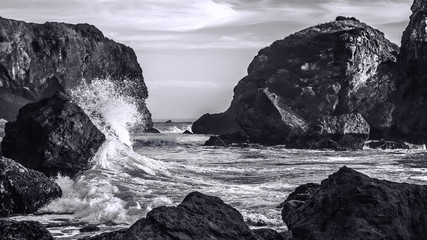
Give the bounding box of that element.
[182,130,193,134]
[204,132,249,147]
[1,92,105,177]
[0,220,54,240]
[80,224,100,232]
[144,127,161,133]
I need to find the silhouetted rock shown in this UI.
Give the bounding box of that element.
[366,140,410,149]
[1,92,105,177]
[287,113,370,150]
[193,17,398,147]
[87,192,282,240]
[282,166,427,240]
[165,120,172,123]
[182,130,192,134]
[80,224,100,233]
[0,220,53,240]
[0,17,152,127]
[143,127,161,134]
[392,0,427,144]
[0,157,61,216]
[204,132,249,147]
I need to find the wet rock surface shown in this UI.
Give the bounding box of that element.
[193,17,398,148]
[282,166,427,240]
[0,220,54,240]
[87,192,284,240]
[0,17,152,126]
[0,157,61,216]
[204,132,249,147]
[1,92,105,177]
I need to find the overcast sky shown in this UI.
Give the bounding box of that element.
[0,0,413,120]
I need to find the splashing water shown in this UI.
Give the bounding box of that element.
[68,79,141,146]
[41,79,165,228]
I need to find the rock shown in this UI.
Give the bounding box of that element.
[253,229,287,240]
[80,224,100,233]
[0,17,152,127]
[392,0,427,144]
[182,130,192,134]
[287,113,370,150]
[204,132,249,147]
[143,127,161,134]
[282,166,427,240]
[1,92,105,177]
[165,120,172,123]
[193,17,398,147]
[0,220,53,240]
[0,157,61,216]
[87,191,282,240]
[365,140,410,149]
[83,229,126,240]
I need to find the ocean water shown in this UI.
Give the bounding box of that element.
[5,79,427,239]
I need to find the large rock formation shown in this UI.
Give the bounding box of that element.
[0,220,54,240]
[0,17,152,127]
[1,92,105,177]
[0,157,61,216]
[282,167,427,240]
[392,0,427,143]
[88,192,285,240]
[193,17,398,147]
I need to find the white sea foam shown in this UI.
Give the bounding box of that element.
[68,79,141,146]
[42,79,165,225]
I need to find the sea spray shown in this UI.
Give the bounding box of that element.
[68,79,141,146]
[42,79,164,225]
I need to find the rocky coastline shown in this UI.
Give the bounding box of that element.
[1,0,427,239]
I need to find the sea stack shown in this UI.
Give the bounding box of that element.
[0,17,152,127]
[193,17,398,149]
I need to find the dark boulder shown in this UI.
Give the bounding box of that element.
[366,140,410,149]
[282,166,427,240]
[87,192,282,240]
[287,113,370,150]
[204,132,249,147]
[143,127,161,134]
[1,92,105,177]
[80,224,100,233]
[193,17,398,147]
[0,157,61,216]
[0,17,152,127]
[0,220,53,240]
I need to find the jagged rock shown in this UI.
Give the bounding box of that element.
[392,0,427,144]
[1,92,105,177]
[0,17,152,127]
[282,166,427,240]
[0,220,53,240]
[253,229,288,240]
[182,130,192,134]
[87,192,282,240]
[366,140,410,149]
[287,113,370,150]
[0,157,61,216]
[204,132,249,147]
[193,17,398,147]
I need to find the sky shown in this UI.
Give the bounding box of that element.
[0,0,413,120]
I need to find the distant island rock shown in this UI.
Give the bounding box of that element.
[0,16,152,127]
[281,166,427,240]
[194,0,427,149]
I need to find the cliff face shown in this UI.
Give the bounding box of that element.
[0,17,152,127]
[393,0,427,143]
[193,17,398,146]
